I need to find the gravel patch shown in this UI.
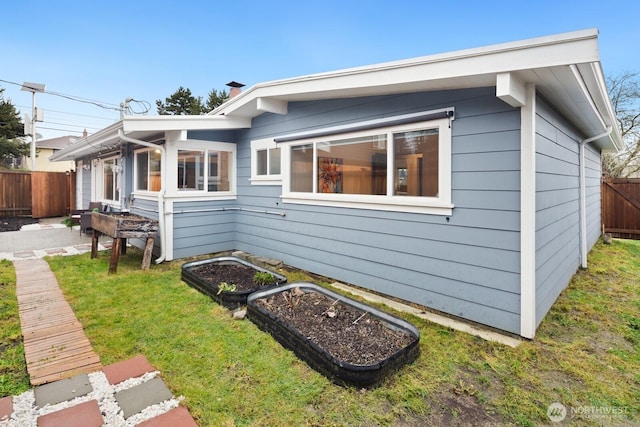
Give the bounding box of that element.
[0,371,183,427]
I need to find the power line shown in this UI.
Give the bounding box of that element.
[42,121,102,130]
[1,77,124,112]
[38,126,91,133]
[14,104,115,121]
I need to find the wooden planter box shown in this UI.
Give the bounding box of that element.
[91,212,158,238]
[91,212,159,273]
[181,256,287,309]
[247,282,420,387]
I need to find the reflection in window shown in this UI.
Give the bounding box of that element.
[136,149,162,191]
[289,135,390,195]
[393,129,438,197]
[103,158,120,202]
[178,150,204,190]
[290,144,313,192]
[288,128,440,198]
[208,150,231,191]
[257,147,281,176]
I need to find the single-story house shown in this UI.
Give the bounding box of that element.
[51,28,622,338]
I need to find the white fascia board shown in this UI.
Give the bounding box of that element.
[122,115,251,132]
[49,121,122,161]
[581,63,624,151]
[215,29,600,118]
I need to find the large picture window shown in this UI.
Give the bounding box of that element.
[281,112,453,215]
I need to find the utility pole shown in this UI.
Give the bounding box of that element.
[120,97,133,119]
[21,82,46,171]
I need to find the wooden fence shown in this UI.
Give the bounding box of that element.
[602,178,640,240]
[0,171,75,218]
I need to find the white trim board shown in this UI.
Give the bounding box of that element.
[520,84,537,339]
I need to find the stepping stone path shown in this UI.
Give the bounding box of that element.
[0,355,198,426]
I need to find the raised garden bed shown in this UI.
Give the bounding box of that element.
[247,282,420,387]
[181,256,287,309]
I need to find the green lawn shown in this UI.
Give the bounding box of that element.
[2,239,638,426]
[0,260,29,396]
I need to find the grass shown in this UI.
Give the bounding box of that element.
[0,260,30,396]
[2,239,638,425]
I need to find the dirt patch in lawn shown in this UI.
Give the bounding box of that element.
[0,217,39,232]
[253,287,417,366]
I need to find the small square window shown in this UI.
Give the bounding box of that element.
[251,139,282,185]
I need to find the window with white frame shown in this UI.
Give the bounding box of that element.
[177,148,233,192]
[281,112,453,215]
[135,148,162,192]
[100,157,121,203]
[250,138,282,185]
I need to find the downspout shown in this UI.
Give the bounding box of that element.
[118,129,167,263]
[579,126,612,268]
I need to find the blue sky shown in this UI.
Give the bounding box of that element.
[1,0,639,140]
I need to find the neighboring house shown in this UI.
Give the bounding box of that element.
[51,29,622,338]
[25,134,78,172]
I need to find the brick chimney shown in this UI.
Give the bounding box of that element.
[82,129,88,138]
[226,81,245,98]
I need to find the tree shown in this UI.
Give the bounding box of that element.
[205,88,229,112]
[0,87,28,168]
[603,71,640,177]
[156,86,230,115]
[156,86,204,115]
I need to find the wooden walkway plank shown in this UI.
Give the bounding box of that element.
[13,259,103,385]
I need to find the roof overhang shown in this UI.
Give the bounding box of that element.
[52,28,622,163]
[211,28,622,151]
[50,115,251,162]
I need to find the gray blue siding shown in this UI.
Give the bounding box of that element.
[232,87,523,334]
[534,96,590,327]
[585,144,602,248]
[121,87,604,337]
[170,201,236,259]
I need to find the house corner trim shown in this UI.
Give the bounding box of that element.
[520,83,537,339]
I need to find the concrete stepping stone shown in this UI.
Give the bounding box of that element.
[34,373,92,407]
[115,377,173,419]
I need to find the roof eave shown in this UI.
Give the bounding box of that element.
[212,29,602,117]
[50,121,123,162]
[50,115,252,162]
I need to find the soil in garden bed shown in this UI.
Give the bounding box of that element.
[254,287,417,366]
[189,263,278,292]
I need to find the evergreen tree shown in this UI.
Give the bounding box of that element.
[0,87,28,167]
[156,86,204,115]
[205,88,229,112]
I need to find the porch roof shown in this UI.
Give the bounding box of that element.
[49,115,250,162]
